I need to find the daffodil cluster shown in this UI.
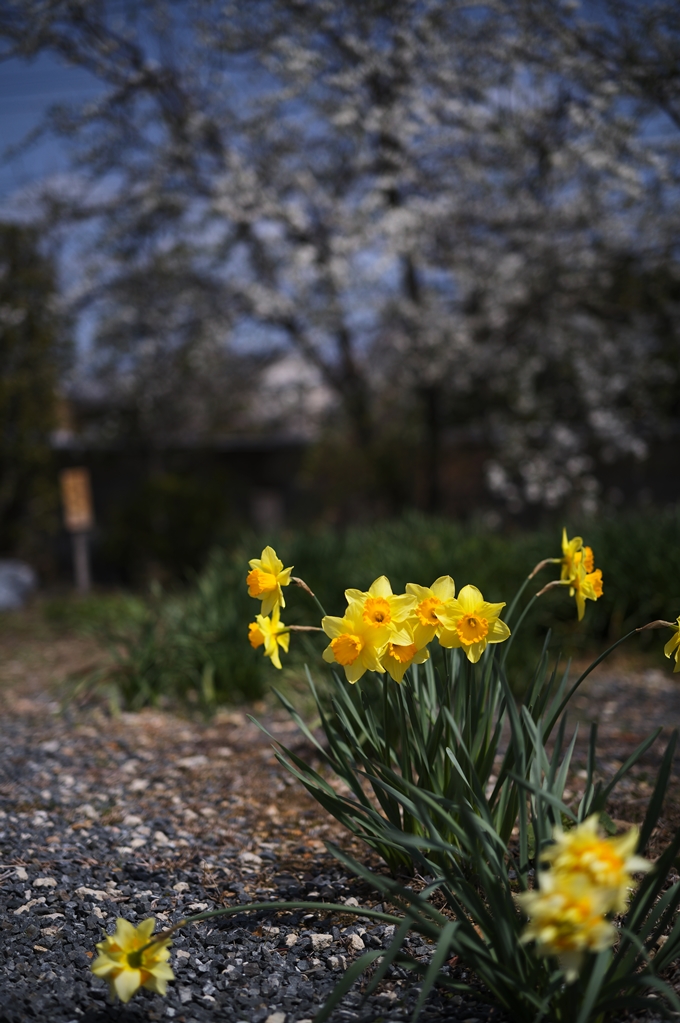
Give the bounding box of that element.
[518,816,651,980]
[322,574,510,683]
[560,528,604,621]
[245,548,511,680]
[246,546,293,669]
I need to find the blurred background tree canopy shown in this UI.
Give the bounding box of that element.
[0,223,67,565]
[0,0,679,543]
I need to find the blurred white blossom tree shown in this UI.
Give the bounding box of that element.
[2,0,679,511]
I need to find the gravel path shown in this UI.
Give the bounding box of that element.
[0,676,502,1023]
[1,627,679,1023]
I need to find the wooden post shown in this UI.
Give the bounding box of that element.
[59,468,94,594]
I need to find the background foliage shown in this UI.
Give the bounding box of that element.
[0,223,66,568]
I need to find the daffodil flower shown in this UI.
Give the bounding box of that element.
[405,576,456,647]
[321,606,390,683]
[248,605,290,669]
[91,917,174,1003]
[569,561,604,621]
[381,619,430,683]
[541,815,650,913]
[247,546,293,616]
[664,616,680,673]
[344,576,415,641]
[518,870,617,982]
[437,584,510,663]
[560,528,584,582]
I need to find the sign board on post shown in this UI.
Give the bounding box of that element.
[59,468,94,593]
[60,468,94,532]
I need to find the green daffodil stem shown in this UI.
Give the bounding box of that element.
[135,901,404,958]
[505,557,562,626]
[534,578,571,599]
[286,625,324,632]
[292,576,328,618]
[528,557,562,581]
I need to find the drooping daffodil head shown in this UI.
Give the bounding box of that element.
[561,528,584,583]
[248,604,290,669]
[91,917,174,1003]
[380,619,430,683]
[321,605,391,683]
[247,546,293,616]
[436,584,510,663]
[664,617,680,673]
[569,561,604,621]
[405,575,456,647]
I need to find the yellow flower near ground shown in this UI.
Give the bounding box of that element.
[91,917,174,1003]
[381,620,430,683]
[664,617,680,673]
[542,815,651,913]
[246,546,293,616]
[344,576,415,639]
[321,606,390,683]
[518,871,617,982]
[405,576,457,647]
[248,605,290,669]
[437,584,511,663]
[569,561,604,621]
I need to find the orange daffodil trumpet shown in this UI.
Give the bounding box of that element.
[519,816,651,981]
[247,545,293,616]
[91,917,174,1003]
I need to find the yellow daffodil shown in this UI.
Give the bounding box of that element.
[404,576,457,647]
[381,620,430,683]
[91,917,174,1003]
[344,576,415,641]
[664,616,680,673]
[437,584,510,663]
[542,815,651,913]
[518,870,617,982]
[248,605,290,669]
[321,606,390,683]
[569,561,604,622]
[246,546,293,616]
[560,528,584,582]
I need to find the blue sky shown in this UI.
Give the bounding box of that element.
[0,53,100,199]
